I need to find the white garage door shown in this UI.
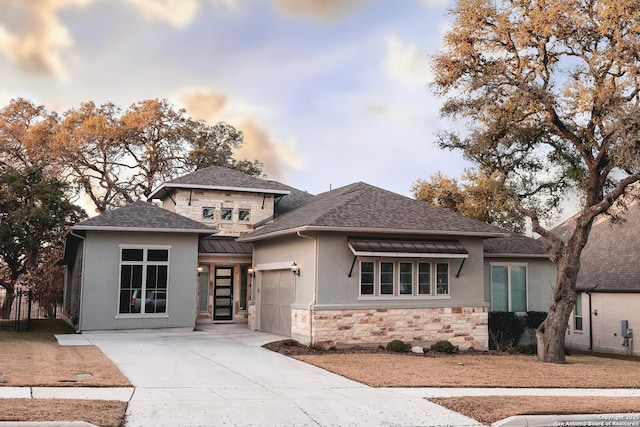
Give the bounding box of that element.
[260,270,295,336]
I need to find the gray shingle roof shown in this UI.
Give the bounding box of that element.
[148,166,293,199]
[73,201,215,234]
[557,201,640,292]
[484,233,549,257]
[240,182,508,241]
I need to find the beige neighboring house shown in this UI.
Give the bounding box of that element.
[62,166,555,351]
[561,200,640,356]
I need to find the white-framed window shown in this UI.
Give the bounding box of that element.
[574,292,583,331]
[202,207,215,221]
[220,207,233,221]
[359,259,450,297]
[490,264,527,312]
[238,208,251,222]
[118,246,170,315]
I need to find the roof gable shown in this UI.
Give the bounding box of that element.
[73,201,215,234]
[148,166,293,199]
[559,200,640,292]
[483,233,548,257]
[241,182,508,241]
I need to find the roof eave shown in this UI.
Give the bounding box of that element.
[72,225,217,235]
[239,226,509,242]
[148,183,291,199]
[484,252,551,259]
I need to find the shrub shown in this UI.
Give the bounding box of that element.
[431,340,455,354]
[516,344,537,355]
[386,340,409,352]
[525,311,547,330]
[488,311,525,350]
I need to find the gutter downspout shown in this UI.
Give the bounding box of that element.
[69,230,86,333]
[297,231,317,346]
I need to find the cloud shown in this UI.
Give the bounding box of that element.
[233,118,303,181]
[0,0,90,79]
[274,0,365,20]
[176,88,228,124]
[119,0,199,28]
[384,35,433,87]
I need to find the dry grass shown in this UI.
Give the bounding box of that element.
[0,320,130,425]
[293,352,640,424]
[0,399,127,427]
[294,353,640,388]
[431,396,640,424]
[0,322,131,387]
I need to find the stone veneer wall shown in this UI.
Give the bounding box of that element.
[248,303,256,330]
[292,307,488,350]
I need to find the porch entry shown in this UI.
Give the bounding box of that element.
[214,267,233,320]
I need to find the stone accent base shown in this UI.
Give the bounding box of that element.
[292,307,488,350]
[248,303,256,330]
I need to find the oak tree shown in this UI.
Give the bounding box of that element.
[433,0,640,362]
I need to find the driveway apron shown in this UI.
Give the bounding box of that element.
[85,325,479,427]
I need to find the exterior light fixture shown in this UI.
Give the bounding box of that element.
[291,261,300,276]
[248,267,256,278]
[197,266,204,273]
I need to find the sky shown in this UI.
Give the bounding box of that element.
[0,0,469,200]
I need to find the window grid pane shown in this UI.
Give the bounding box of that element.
[418,263,431,295]
[119,248,169,315]
[399,263,413,294]
[436,263,449,295]
[510,266,527,312]
[380,262,394,294]
[491,266,508,311]
[360,262,374,295]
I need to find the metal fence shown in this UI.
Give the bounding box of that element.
[0,288,64,332]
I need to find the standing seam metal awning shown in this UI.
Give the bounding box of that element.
[347,239,469,258]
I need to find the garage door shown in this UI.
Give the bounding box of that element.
[260,271,295,336]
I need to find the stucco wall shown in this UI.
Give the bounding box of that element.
[483,257,555,312]
[80,231,199,331]
[315,233,488,310]
[168,189,275,236]
[567,292,640,356]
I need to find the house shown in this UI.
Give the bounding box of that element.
[62,166,554,350]
[561,200,640,356]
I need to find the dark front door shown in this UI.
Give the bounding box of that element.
[214,267,233,320]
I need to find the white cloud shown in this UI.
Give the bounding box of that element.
[0,0,90,80]
[119,0,199,28]
[274,0,365,20]
[384,35,433,88]
[175,88,228,124]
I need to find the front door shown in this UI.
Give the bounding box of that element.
[213,267,233,320]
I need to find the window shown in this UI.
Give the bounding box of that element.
[202,207,215,220]
[358,260,450,297]
[436,263,449,295]
[119,247,169,315]
[491,264,527,312]
[380,262,394,294]
[574,292,583,331]
[418,263,431,295]
[360,262,374,295]
[221,207,233,221]
[238,209,251,222]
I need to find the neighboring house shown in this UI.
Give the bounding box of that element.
[561,201,640,356]
[62,166,554,350]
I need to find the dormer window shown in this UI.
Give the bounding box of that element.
[238,209,251,222]
[221,208,233,221]
[202,207,215,221]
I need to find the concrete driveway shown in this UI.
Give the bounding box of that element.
[85,325,479,427]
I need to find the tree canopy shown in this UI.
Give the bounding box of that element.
[412,168,526,233]
[433,0,640,362]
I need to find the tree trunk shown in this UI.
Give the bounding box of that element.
[0,288,15,319]
[536,226,587,363]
